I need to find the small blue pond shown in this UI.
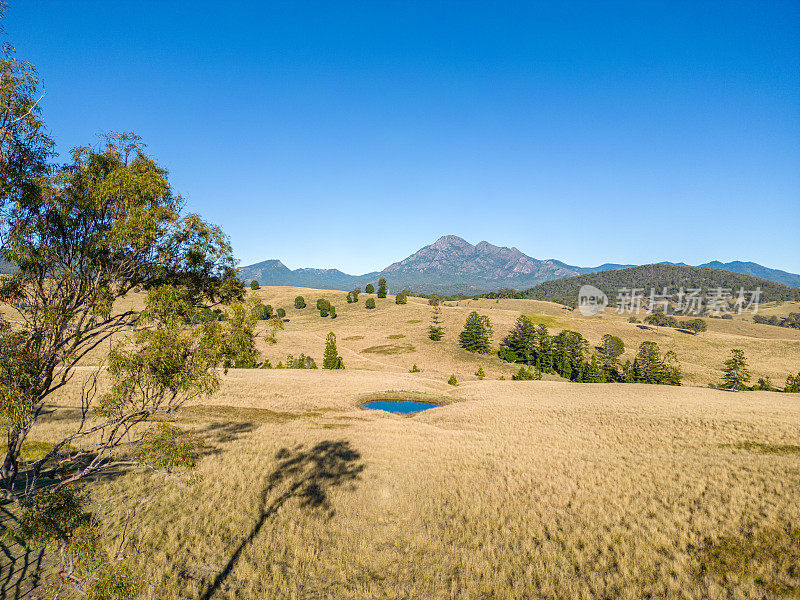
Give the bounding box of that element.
[364,400,438,414]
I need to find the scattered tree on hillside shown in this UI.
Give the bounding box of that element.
[459,311,493,353]
[499,315,537,364]
[513,366,542,380]
[409,363,420,373]
[377,277,387,298]
[323,332,344,369]
[294,295,306,309]
[720,349,750,391]
[429,305,444,341]
[276,307,286,319]
[329,305,337,319]
[682,318,707,334]
[365,283,375,294]
[250,280,260,290]
[785,373,800,393]
[395,291,407,304]
[365,298,376,309]
[448,374,458,386]
[476,366,486,379]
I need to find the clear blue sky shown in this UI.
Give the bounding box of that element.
[9,1,800,273]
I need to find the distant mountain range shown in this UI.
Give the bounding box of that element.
[238,235,800,294]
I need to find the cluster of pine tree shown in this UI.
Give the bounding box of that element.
[498,315,682,385]
[264,353,317,369]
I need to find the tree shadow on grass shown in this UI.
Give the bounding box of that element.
[199,440,365,600]
[0,502,47,600]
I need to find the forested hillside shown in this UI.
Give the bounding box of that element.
[525,264,800,307]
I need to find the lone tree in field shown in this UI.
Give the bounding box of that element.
[294,295,306,309]
[395,291,407,305]
[721,349,750,391]
[377,277,387,298]
[459,311,493,353]
[365,297,376,309]
[365,283,375,294]
[429,305,444,340]
[250,280,260,290]
[323,332,344,369]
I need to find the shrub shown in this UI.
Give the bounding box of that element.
[628,316,639,323]
[276,308,286,319]
[320,308,329,317]
[448,374,458,386]
[365,284,375,294]
[294,296,306,309]
[250,280,260,290]
[365,298,376,309]
[409,363,420,373]
[329,306,337,319]
[264,305,273,319]
[459,311,493,353]
[753,376,774,391]
[395,292,407,305]
[476,366,485,379]
[513,366,541,380]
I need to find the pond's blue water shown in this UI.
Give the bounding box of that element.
[364,400,438,414]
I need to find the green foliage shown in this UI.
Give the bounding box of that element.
[429,305,444,341]
[628,316,640,323]
[785,373,800,393]
[598,334,625,381]
[395,292,407,304]
[365,298,376,309]
[753,376,774,391]
[409,363,420,373]
[644,313,679,328]
[276,308,286,318]
[294,296,306,309]
[365,283,375,294]
[682,318,708,333]
[329,306,337,319]
[476,366,485,379]
[377,277,387,298]
[316,298,331,311]
[284,353,318,369]
[250,280,260,290]
[137,422,198,471]
[753,312,800,329]
[720,349,750,391]
[448,374,458,386]
[459,311,493,353]
[323,332,344,369]
[513,366,541,380]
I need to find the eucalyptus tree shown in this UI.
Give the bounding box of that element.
[0,134,252,593]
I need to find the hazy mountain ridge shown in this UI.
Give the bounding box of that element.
[237,235,800,294]
[525,263,800,307]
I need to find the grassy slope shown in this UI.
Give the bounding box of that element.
[6,286,800,598]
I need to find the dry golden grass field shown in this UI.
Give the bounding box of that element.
[3,287,800,599]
